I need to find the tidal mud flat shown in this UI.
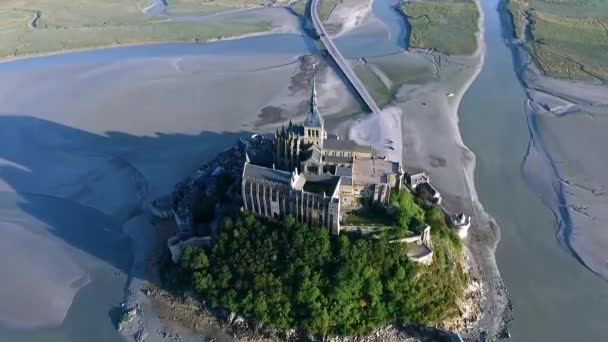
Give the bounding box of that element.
[0,34,331,342]
[457,0,608,340]
[504,10,608,281]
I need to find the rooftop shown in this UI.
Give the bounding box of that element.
[324,155,354,164]
[301,174,341,196]
[243,163,291,185]
[323,138,371,153]
[335,166,353,177]
[302,145,322,163]
[303,71,324,129]
[353,158,399,185]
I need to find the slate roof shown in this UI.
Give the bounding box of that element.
[301,174,341,196]
[324,155,354,164]
[341,177,353,186]
[243,163,291,184]
[335,166,353,177]
[323,138,371,153]
[305,145,322,163]
[303,72,324,128]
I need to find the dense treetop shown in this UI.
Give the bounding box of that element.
[168,190,466,338]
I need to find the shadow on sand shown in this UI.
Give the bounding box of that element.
[0,114,251,337]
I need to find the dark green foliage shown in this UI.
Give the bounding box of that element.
[174,211,467,337]
[345,198,394,226]
[390,190,425,231]
[425,207,462,254]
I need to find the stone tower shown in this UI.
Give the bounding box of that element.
[273,65,327,171]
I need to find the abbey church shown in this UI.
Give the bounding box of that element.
[242,75,404,234]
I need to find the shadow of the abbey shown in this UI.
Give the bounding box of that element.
[0,114,251,325]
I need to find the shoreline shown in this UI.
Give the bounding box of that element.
[0,30,303,66]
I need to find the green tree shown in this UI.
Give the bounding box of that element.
[168,212,466,337]
[391,190,425,230]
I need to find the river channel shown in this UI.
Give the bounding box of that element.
[459,0,608,340]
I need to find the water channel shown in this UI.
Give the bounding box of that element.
[459,0,608,340]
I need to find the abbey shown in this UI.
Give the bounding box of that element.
[242,76,404,234]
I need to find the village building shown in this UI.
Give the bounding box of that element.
[241,75,404,234]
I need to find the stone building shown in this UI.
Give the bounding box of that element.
[242,74,404,234]
[242,164,342,234]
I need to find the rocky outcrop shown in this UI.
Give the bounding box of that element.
[117,308,137,332]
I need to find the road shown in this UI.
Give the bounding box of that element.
[310,0,382,115]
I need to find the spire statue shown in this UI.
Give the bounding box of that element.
[311,64,318,114]
[303,64,324,129]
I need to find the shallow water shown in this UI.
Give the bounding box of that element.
[459,0,608,340]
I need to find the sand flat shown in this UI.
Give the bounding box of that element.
[0,36,313,335]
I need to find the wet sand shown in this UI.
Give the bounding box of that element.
[0,34,323,341]
[517,42,608,280]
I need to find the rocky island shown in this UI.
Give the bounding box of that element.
[145,80,480,341]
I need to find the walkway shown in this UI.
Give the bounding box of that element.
[310,0,382,115]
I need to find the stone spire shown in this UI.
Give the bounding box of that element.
[311,65,318,113]
[304,64,324,129]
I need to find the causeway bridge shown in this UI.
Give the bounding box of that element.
[310,0,382,115]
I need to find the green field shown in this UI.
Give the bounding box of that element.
[290,0,339,21]
[401,0,480,55]
[507,0,608,82]
[353,62,394,107]
[0,0,273,59]
[166,0,269,15]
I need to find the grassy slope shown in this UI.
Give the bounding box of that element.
[401,0,479,55]
[0,0,272,59]
[507,0,608,82]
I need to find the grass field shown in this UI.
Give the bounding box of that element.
[400,0,479,55]
[0,0,274,59]
[290,0,339,21]
[353,61,394,107]
[507,0,608,82]
[165,0,269,15]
